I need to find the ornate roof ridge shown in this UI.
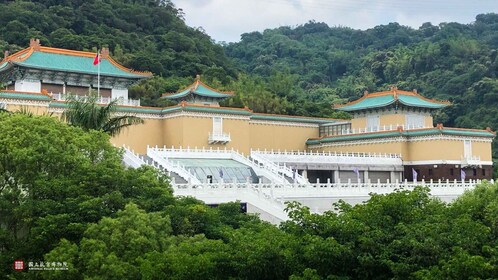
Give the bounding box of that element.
[2,43,152,77]
[334,87,450,110]
[0,89,47,95]
[179,101,252,112]
[162,75,234,97]
[252,112,344,122]
[2,47,34,63]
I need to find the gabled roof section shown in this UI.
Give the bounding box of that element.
[162,75,234,100]
[335,87,450,112]
[1,39,152,79]
[306,126,495,145]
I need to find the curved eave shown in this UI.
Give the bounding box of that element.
[307,128,495,145]
[182,105,252,116]
[251,114,335,124]
[0,91,52,101]
[12,61,147,79]
[397,95,449,109]
[162,89,233,100]
[335,95,396,112]
[0,61,11,71]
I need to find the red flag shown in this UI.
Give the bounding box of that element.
[93,52,100,65]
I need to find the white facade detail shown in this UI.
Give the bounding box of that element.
[111,88,128,100]
[366,115,380,131]
[209,117,231,144]
[405,113,425,128]
[15,80,41,93]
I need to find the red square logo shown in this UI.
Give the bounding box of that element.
[14,260,24,271]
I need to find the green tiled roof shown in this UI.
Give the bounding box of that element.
[49,102,164,114]
[307,128,495,145]
[182,105,252,116]
[163,81,233,100]
[14,51,147,78]
[252,114,334,124]
[336,90,449,112]
[336,95,395,111]
[398,95,448,109]
[0,91,51,101]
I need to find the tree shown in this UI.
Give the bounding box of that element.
[62,96,144,136]
[0,113,174,277]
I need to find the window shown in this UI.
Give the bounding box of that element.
[319,123,352,137]
[482,169,486,176]
[473,169,477,176]
[428,169,433,176]
[450,168,454,176]
[366,115,380,132]
[405,114,425,129]
[464,140,472,158]
[212,117,222,135]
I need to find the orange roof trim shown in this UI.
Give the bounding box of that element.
[2,45,152,77]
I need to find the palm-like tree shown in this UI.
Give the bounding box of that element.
[62,96,144,136]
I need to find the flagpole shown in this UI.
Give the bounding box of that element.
[97,50,100,98]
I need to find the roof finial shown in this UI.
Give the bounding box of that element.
[413,89,418,94]
[100,47,109,59]
[3,50,9,61]
[363,90,369,96]
[195,74,201,81]
[30,38,41,51]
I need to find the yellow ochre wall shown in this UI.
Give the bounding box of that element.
[351,113,434,130]
[4,104,49,115]
[159,115,316,154]
[315,141,408,157]
[473,141,493,161]
[350,118,366,130]
[111,118,164,154]
[161,115,252,153]
[311,138,492,162]
[249,122,318,153]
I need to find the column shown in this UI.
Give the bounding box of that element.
[333,170,340,183]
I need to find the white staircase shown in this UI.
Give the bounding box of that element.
[147,146,201,184]
[147,146,287,184]
[174,183,289,224]
[251,151,309,184]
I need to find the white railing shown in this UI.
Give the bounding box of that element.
[252,149,402,166]
[251,151,309,184]
[336,124,431,135]
[208,132,231,144]
[148,146,287,183]
[253,149,401,159]
[51,93,140,107]
[122,146,147,168]
[174,183,288,224]
[147,146,201,184]
[172,178,489,222]
[461,155,482,167]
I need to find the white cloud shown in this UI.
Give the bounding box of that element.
[172,0,498,42]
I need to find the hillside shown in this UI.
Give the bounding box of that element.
[0,0,236,104]
[0,1,497,167]
[225,15,498,164]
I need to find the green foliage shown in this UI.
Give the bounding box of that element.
[62,96,144,136]
[226,14,498,167]
[3,119,498,279]
[0,114,174,277]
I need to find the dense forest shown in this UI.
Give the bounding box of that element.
[2,112,498,279]
[0,1,497,159]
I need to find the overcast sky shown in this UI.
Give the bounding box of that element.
[172,0,498,43]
